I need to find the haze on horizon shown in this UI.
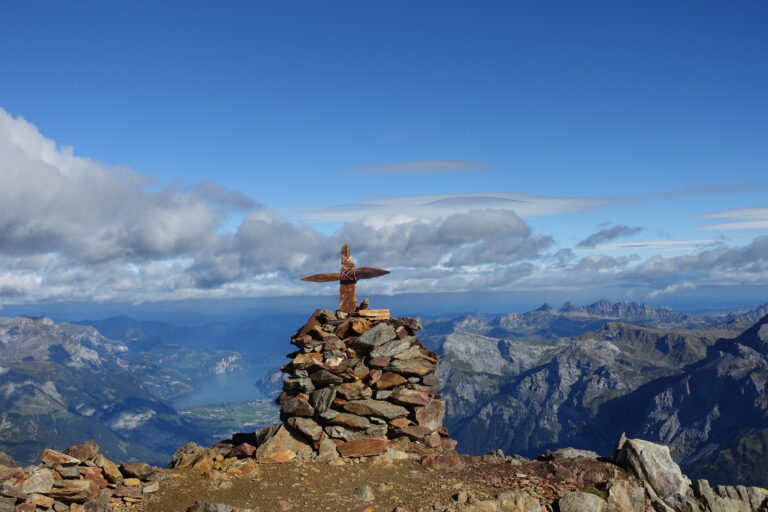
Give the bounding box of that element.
[0,1,767,314]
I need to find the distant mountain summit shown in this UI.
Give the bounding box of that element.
[423,299,768,486]
[0,316,211,465]
[633,312,768,486]
[421,300,768,350]
[0,315,127,370]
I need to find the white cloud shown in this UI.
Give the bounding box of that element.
[648,282,697,298]
[579,239,723,253]
[294,192,617,226]
[2,107,768,304]
[349,160,492,174]
[698,207,768,230]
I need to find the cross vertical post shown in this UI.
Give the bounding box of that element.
[300,244,390,314]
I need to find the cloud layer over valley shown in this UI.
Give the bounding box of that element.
[1,108,766,306]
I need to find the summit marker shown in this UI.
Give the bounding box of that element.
[300,244,390,313]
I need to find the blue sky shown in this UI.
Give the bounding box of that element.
[0,1,767,310]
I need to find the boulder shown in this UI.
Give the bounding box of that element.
[614,435,691,508]
[170,442,208,469]
[65,441,100,462]
[558,491,607,512]
[254,425,313,463]
[0,452,18,469]
[605,479,646,512]
[13,468,55,494]
[119,462,152,480]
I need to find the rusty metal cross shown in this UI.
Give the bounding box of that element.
[300,244,389,313]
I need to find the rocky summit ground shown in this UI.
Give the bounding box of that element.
[143,454,630,512]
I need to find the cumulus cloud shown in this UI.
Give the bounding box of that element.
[648,282,697,298]
[349,160,492,174]
[2,107,768,304]
[577,225,643,248]
[0,108,561,302]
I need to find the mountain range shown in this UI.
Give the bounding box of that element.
[3,299,768,487]
[426,300,768,486]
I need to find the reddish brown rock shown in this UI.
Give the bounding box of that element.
[78,467,109,489]
[420,454,467,471]
[40,449,80,466]
[440,437,458,451]
[91,455,122,484]
[297,312,322,337]
[368,356,391,368]
[120,462,152,480]
[374,372,407,389]
[259,450,295,464]
[346,506,375,512]
[113,484,143,499]
[389,417,413,429]
[65,441,100,462]
[390,388,431,406]
[336,438,389,458]
[389,437,430,454]
[330,413,372,430]
[367,369,382,385]
[399,425,432,440]
[388,358,434,376]
[228,443,257,458]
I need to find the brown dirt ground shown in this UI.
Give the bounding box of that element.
[141,456,631,512]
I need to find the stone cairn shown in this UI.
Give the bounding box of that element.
[273,303,456,459]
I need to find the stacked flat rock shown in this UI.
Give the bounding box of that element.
[0,440,165,512]
[276,306,455,457]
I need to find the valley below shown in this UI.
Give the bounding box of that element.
[2,299,768,488]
